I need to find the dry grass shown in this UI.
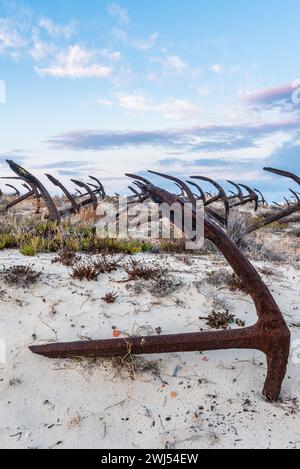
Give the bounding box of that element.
[159,238,187,253]
[243,236,286,262]
[206,270,248,293]
[65,347,162,381]
[92,255,123,274]
[200,310,246,330]
[0,264,41,288]
[71,260,100,281]
[124,259,164,281]
[226,210,294,263]
[52,248,81,267]
[109,354,161,381]
[227,210,253,245]
[1,204,297,265]
[102,290,119,304]
[149,273,183,298]
[71,255,123,281]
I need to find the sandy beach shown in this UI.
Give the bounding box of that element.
[0,244,299,449]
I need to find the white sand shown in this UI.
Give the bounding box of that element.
[0,249,299,449]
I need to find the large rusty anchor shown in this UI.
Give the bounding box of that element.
[30,172,291,402]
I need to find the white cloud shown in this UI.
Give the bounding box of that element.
[167,55,187,72]
[210,64,224,74]
[159,98,200,120]
[0,16,75,61]
[29,29,54,61]
[132,32,159,51]
[0,18,26,55]
[39,17,76,39]
[198,87,211,97]
[29,39,51,61]
[119,93,150,111]
[117,92,200,121]
[100,49,122,61]
[35,44,111,78]
[108,3,129,24]
[113,29,158,51]
[96,98,114,106]
[148,73,158,81]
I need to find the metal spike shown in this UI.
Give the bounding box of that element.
[6,161,60,222]
[147,170,196,207]
[46,174,79,213]
[264,167,300,185]
[71,179,98,211]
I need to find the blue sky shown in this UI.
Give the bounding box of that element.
[0,0,300,200]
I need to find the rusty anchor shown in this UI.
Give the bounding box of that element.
[29,172,291,402]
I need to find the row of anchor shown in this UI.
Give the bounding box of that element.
[1,160,299,237]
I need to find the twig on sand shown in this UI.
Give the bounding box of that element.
[40,321,58,341]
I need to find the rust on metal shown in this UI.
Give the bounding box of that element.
[254,188,268,206]
[187,181,207,204]
[6,160,60,222]
[246,168,300,234]
[75,189,83,198]
[191,175,230,224]
[290,189,300,203]
[227,180,244,203]
[46,174,80,213]
[89,176,106,198]
[264,167,300,185]
[5,184,20,197]
[71,179,98,211]
[236,184,259,211]
[5,190,35,210]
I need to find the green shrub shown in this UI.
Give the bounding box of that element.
[63,237,81,252]
[0,233,17,250]
[20,237,44,257]
[0,217,153,256]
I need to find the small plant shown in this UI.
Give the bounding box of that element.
[227,211,252,245]
[243,237,285,262]
[124,259,163,281]
[102,290,119,304]
[71,260,100,281]
[70,255,122,281]
[160,239,187,254]
[200,310,246,330]
[149,273,183,298]
[63,237,82,253]
[206,270,248,293]
[20,237,44,257]
[93,255,123,274]
[1,264,41,288]
[109,353,161,381]
[95,238,152,255]
[52,248,81,267]
[0,233,17,250]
